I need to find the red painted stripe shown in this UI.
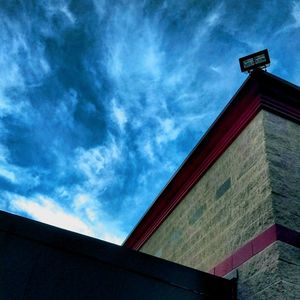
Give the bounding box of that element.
[124,70,300,250]
[215,256,233,277]
[211,224,300,277]
[252,225,277,255]
[232,242,252,269]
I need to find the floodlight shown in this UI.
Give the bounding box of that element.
[239,49,270,73]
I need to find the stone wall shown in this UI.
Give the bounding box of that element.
[236,241,300,299]
[141,111,274,271]
[264,112,300,233]
[140,110,300,299]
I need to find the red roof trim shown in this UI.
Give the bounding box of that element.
[124,70,300,250]
[210,224,300,277]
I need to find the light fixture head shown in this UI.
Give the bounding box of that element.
[239,49,270,73]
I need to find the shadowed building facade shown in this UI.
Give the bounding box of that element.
[0,210,235,299]
[124,70,300,299]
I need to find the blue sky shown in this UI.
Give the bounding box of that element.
[0,0,300,244]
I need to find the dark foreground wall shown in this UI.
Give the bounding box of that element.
[0,211,235,300]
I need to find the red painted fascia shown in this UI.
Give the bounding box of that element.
[210,224,300,277]
[124,70,300,250]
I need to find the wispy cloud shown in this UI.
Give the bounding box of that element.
[0,144,40,187]
[10,194,93,236]
[275,1,300,35]
[111,98,128,131]
[7,192,125,244]
[74,135,122,191]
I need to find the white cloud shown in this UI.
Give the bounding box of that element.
[210,65,223,75]
[41,0,76,27]
[112,98,127,130]
[54,89,78,129]
[0,11,53,124]
[10,195,94,236]
[9,194,125,244]
[71,192,126,244]
[143,47,161,77]
[74,137,122,189]
[0,144,40,187]
[103,3,165,86]
[194,3,224,40]
[60,4,76,24]
[292,1,300,28]
[0,168,17,183]
[71,194,98,223]
[73,193,90,210]
[143,141,155,162]
[206,10,221,27]
[156,118,182,145]
[0,61,24,117]
[0,145,9,163]
[101,232,124,245]
[39,57,51,74]
[274,1,300,35]
[92,0,107,20]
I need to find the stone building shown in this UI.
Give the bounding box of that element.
[124,69,300,299]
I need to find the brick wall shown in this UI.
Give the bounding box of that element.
[141,111,273,271]
[140,110,300,299]
[264,112,300,233]
[236,241,300,299]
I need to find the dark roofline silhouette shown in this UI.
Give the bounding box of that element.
[0,210,235,299]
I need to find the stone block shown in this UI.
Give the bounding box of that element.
[277,242,300,266]
[278,259,300,286]
[215,178,231,199]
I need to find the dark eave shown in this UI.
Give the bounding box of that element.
[124,70,300,250]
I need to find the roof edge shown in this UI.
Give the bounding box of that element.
[0,209,234,294]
